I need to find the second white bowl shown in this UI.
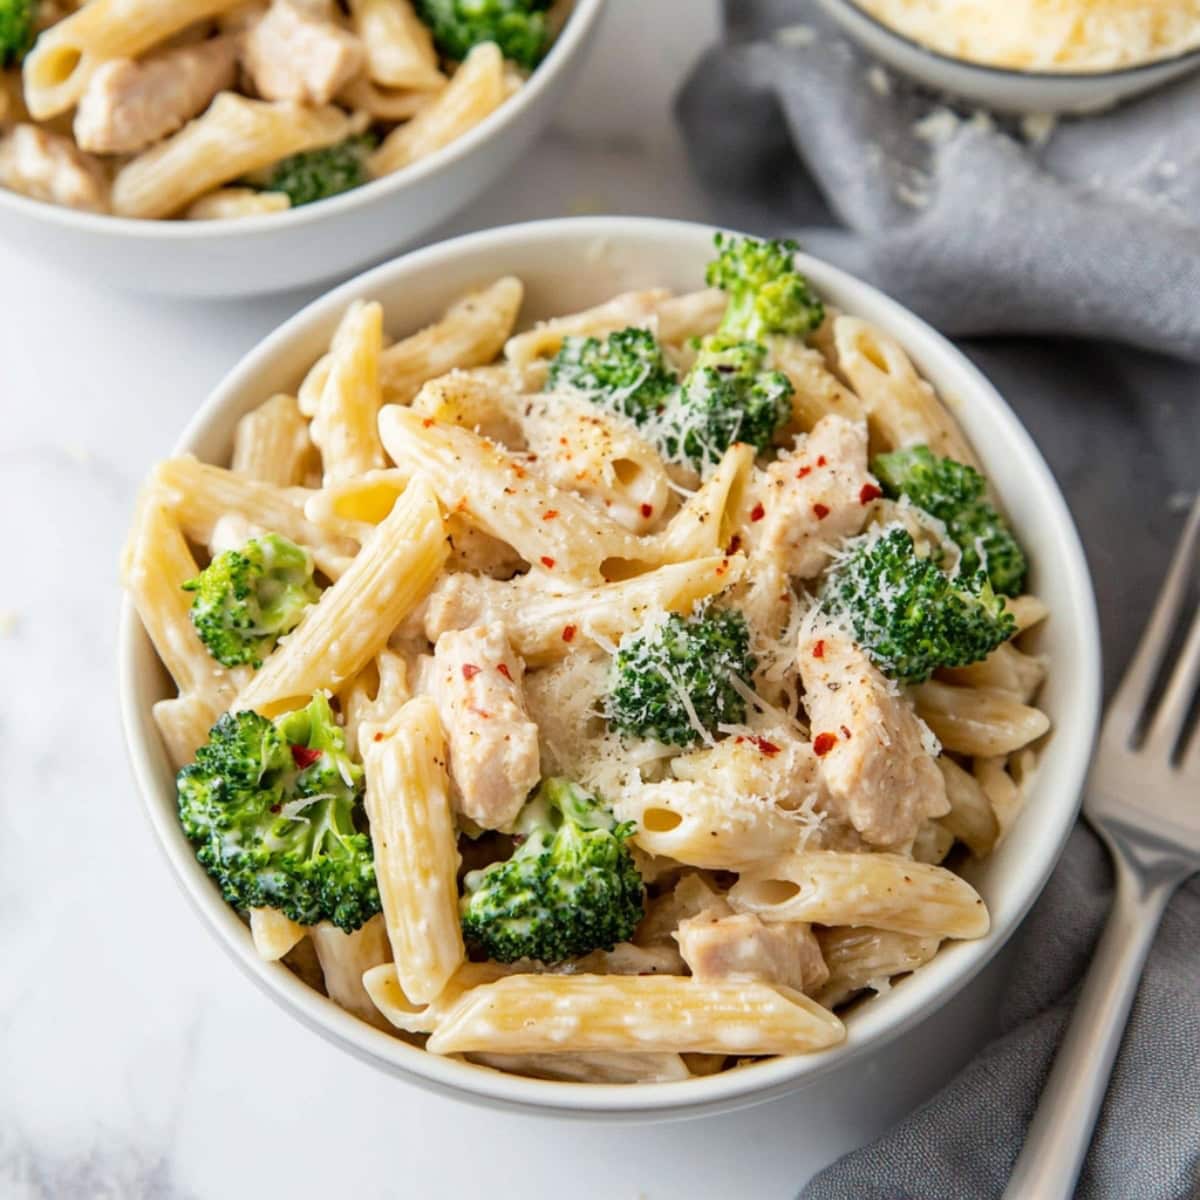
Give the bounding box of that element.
[0,0,604,297]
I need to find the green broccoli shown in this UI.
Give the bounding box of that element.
[606,606,757,748]
[0,0,34,66]
[460,778,644,963]
[871,445,1028,596]
[177,693,380,932]
[706,233,825,342]
[820,525,1016,682]
[262,135,376,208]
[182,533,319,669]
[655,336,793,473]
[547,327,678,423]
[415,0,552,69]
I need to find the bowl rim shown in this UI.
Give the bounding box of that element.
[823,0,1200,83]
[118,215,1102,1117]
[0,0,605,239]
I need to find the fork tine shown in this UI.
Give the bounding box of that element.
[1107,496,1200,740]
[1143,606,1200,757]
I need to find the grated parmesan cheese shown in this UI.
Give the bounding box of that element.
[856,0,1200,71]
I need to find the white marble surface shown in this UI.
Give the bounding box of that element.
[0,4,1008,1196]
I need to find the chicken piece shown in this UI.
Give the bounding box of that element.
[636,872,731,948]
[242,0,365,105]
[798,617,949,849]
[74,38,238,155]
[428,622,540,830]
[749,414,876,579]
[423,571,514,641]
[0,124,108,212]
[675,912,829,994]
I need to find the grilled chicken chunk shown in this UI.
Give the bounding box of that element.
[427,622,540,830]
[751,415,876,579]
[676,911,829,994]
[242,0,365,105]
[74,38,238,155]
[0,125,108,212]
[798,617,949,848]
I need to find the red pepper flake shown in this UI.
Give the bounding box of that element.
[726,533,743,555]
[461,663,481,680]
[290,744,322,769]
[373,731,384,742]
[270,803,281,814]
[716,558,730,576]
[640,503,654,519]
[812,639,825,659]
[840,724,852,740]
[812,502,830,520]
[813,731,838,757]
[859,482,882,505]
[734,736,746,744]
[513,465,526,479]
[497,663,512,680]
[540,555,556,569]
[542,509,559,521]
[751,736,781,757]
[526,454,538,462]
[796,465,812,479]
[750,502,765,522]
[817,455,827,467]
[421,417,434,428]
[562,624,577,643]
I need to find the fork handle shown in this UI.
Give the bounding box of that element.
[1002,846,1181,1200]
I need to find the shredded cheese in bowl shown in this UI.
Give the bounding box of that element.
[853,0,1200,72]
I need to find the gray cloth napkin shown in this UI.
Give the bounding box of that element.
[678,0,1200,362]
[676,6,1200,1198]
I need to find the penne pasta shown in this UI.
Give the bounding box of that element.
[370,42,505,176]
[380,276,524,404]
[310,914,392,1030]
[112,94,362,219]
[914,680,1051,757]
[831,316,978,466]
[426,974,846,1056]
[349,0,445,91]
[149,456,356,580]
[231,394,315,487]
[466,1051,692,1084]
[310,300,387,484]
[815,926,941,1009]
[937,755,999,858]
[361,697,464,1005]
[362,961,511,1034]
[249,906,306,961]
[378,404,646,583]
[235,479,447,716]
[618,781,811,870]
[729,851,990,940]
[504,289,672,366]
[184,187,291,220]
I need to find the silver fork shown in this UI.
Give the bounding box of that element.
[1003,496,1200,1199]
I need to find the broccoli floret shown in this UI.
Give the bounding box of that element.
[705,233,825,342]
[820,525,1016,682]
[656,336,792,473]
[871,445,1028,597]
[606,607,757,748]
[548,327,678,423]
[460,778,644,963]
[262,135,375,208]
[415,0,552,69]
[177,693,380,933]
[0,0,34,66]
[183,534,318,669]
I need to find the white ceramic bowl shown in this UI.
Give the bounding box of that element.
[118,216,1101,1119]
[0,1,603,298]
[816,0,1200,113]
